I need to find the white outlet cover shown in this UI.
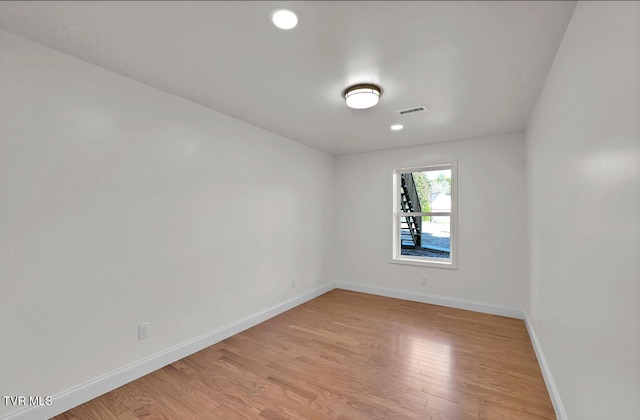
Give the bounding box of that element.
[138,322,150,340]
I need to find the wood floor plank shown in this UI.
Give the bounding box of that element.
[53,289,555,419]
[52,410,83,420]
[99,390,139,420]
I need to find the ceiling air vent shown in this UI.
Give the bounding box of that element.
[396,105,428,116]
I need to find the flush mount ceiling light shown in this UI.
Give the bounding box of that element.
[390,124,404,131]
[271,9,298,30]
[343,84,382,109]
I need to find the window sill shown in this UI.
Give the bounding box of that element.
[390,257,457,270]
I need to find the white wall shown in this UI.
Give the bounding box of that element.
[334,133,528,309]
[526,2,640,419]
[4,3,639,418]
[0,30,334,417]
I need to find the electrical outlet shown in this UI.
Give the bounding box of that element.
[292,279,296,289]
[421,277,428,286]
[138,322,150,340]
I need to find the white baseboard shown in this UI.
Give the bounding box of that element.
[1,284,334,420]
[335,281,526,319]
[524,313,568,420]
[2,283,566,420]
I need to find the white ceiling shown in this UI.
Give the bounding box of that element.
[0,1,576,155]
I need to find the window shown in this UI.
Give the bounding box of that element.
[391,163,457,268]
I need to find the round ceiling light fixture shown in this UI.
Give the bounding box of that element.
[343,84,382,109]
[390,124,404,131]
[271,9,298,30]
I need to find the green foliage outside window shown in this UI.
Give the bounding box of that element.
[412,173,431,222]
[412,171,451,222]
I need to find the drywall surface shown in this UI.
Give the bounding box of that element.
[0,30,334,417]
[526,2,640,419]
[334,132,528,309]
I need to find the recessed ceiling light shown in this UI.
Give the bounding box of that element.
[271,9,298,30]
[390,124,404,131]
[343,84,382,109]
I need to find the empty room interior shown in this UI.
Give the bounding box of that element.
[1,1,638,420]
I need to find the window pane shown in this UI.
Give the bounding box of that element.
[400,169,451,214]
[400,216,450,259]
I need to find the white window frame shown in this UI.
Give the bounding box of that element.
[391,162,457,269]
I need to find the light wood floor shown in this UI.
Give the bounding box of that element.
[54,290,555,419]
